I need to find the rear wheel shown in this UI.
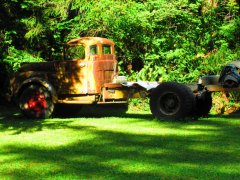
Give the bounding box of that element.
[150,82,195,120]
[19,85,54,119]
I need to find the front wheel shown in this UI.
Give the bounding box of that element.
[19,85,54,119]
[150,82,195,120]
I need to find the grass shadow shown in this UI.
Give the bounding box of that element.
[0,104,153,134]
[52,104,153,119]
[0,104,239,134]
[0,105,240,178]
[1,126,240,179]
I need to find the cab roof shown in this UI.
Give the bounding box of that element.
[67,37,115,46]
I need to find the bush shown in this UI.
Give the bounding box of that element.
[3,46,43,72]
[0,46,44,102]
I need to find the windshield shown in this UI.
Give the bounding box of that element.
[66,45,85,60]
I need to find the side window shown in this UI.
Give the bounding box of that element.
[66,45,85,60]
[90,45,98,55]
[103,44,111,54]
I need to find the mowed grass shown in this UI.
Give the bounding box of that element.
[0,105,240,179]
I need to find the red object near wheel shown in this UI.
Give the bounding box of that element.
[19,85,54,118]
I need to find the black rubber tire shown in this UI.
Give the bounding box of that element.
[150,82,195,120]
[228,60,240,68]
[19,85,54,119]
[194,91,212,118]
[54,104,82,117]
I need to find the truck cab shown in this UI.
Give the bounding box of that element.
[62,37,118,95]
[9,37,128,118]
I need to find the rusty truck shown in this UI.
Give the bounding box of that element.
[7,37,240,119]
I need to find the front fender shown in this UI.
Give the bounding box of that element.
[17,77,58,103]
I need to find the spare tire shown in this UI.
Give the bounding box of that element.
[219,61,240,87]
[228,60,240,68]
[150,82,195,120]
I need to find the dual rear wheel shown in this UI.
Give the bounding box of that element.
[150,82,212,120]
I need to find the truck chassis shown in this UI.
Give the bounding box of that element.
[7,37,240,120]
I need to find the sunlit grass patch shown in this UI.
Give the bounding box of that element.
[0,105,240,179]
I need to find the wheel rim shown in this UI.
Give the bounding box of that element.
[24,91,47,115]
[158,92,181,116]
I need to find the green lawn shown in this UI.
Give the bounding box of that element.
[0,105,240,179]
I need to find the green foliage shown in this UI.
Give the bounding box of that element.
[3,46,43,72]
[199,43,235,75]
[0,0,240,86]
[137,61,168,81]
[129,98,150,112]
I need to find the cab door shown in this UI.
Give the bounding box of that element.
[88,44,117,93]
[57,45,88,95]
